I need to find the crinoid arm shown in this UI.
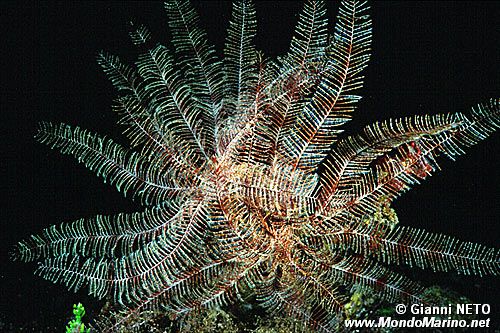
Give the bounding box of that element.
[317,99,500,218]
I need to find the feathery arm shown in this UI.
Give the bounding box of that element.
[35,122,190,205]
[165,0,224,151]
[281,0,372,172]
[327,99,500,218]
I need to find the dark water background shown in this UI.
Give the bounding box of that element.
[1,1,498,331]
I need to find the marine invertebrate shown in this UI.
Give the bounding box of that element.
[67,303,90,333]
[13,0,499,331]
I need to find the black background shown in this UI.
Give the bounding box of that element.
[1,1,499,331]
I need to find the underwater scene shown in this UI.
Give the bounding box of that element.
[2,1,499,332]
